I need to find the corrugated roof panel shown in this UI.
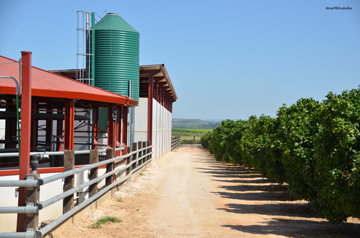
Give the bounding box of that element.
[0,55,138,106]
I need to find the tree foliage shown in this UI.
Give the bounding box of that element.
[201,88,360,223]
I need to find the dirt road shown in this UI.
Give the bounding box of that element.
[57,146,360,238]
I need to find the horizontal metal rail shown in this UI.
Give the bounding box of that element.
[0,232,36,238]
[0,143,152,238]
[40,146,150,185]
[0,206,38,214]
[0,179,38,188]
[38,150,151,210]
[38,163,127,209]
[0,148,109,158]
[38,156,152,238]
[171,137,181,150]
[0,147,147,187]
[39,148,151,208]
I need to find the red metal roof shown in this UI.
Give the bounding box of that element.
[0,55,138,106]
[139,64,177,101]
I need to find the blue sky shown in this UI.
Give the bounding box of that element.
[0,0,359,120]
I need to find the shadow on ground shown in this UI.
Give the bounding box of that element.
[223,218,360,238]
[193,149,360,238]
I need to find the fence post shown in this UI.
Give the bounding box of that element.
[105,148,114,187]
[138,141,143,166]
[89,150,98,197]
[126,147,131,176]
[132,142,138,171]
[24,155,40,232]
[147,140,151,161]
[63,150,74,214]
[142,141,147,163]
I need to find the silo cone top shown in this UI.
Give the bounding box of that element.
[94,13,139,33]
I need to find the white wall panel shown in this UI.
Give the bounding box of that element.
[134,97,173,160]
[134,98,148,143]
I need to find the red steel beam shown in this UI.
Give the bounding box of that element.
[154,76,165,81]
[154,81,158,102]
[156,82,159,102]
[107,104,116,157]
[17,51,32,232]
[163,89,165,107]
[122,105,128,151]
[140,69,161,75]
[116,105,121,156]
[56,107,63,152]
[92,106,99,150]
[161,88,164,106]
[148,74,153,142]
[64,99,74,151]
[157,82,168,86]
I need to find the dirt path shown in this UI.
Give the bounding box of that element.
[57,146,360,238]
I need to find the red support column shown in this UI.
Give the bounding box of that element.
[116,105,121,157]
[158,87,161,105]
[122,105,128,151]
[56,107,63,152]
[64,99,75,151]
[154,81,158,102]
[158,84,161,102]
[148,75,153,142]
[163,90,165,107]
[156,83,158,102]
[17,51,32,232]
[161,88,164,106]
[92,107,99,150]
[164,92,167,108]
[107,104,116,157]
[162,89,165,106]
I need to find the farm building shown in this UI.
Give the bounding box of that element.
[0,11,177,235]
[52,63,178,161]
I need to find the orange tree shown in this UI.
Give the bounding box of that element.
[201,88,360,223]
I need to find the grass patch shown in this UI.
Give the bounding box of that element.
[139,172,144,176]
[91,216,122,229]
[172,128,212,144]
[172,128,212,135]
[117,196,123,202]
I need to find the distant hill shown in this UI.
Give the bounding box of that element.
[172,118,220,129]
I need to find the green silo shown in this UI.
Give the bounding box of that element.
[94,13,139,101]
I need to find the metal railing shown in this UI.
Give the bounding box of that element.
[171,136,181,150]
[0,141,152,238]
[0,147,117,158]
